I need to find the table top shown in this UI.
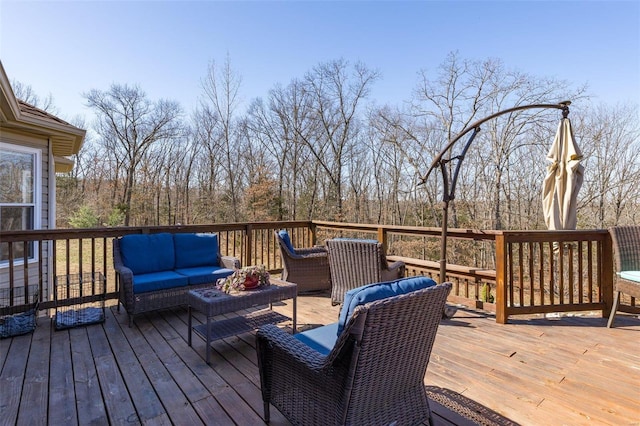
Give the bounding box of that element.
[188,278,297,317]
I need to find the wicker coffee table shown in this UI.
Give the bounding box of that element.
[188,278,297,364]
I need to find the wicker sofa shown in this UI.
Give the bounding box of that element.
[113,232,240,325]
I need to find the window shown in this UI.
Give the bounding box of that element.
[0,143,41,264]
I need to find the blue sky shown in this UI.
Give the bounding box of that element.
[1,1,638,123]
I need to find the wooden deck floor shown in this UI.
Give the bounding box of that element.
[1,292,639,426]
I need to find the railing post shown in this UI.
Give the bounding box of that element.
[495,233,508,324]
[310,221,318,246]
[601,232,614,318]
[378,227,388,252]
[245,224,253,267]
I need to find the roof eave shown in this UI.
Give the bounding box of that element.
[0,61,86,156]
[54,155,75,173]
[17,115,86,156]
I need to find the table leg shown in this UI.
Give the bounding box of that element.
[292,295,297,334]
[206,316,211,365]
[188,305,192,347]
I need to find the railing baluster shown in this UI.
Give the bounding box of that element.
[538,242,544,305]
[8,242,15,304]
[38,238,44,303]
[587,242,596,302]
[103,237,108,295]
[568,243,574,305]
[65,239,71,278]
[528,242,534,306]
[518,242,524,306]
[548,242,554,306]
[577,241,583,303]
[559,243,565,305]
[22,239,29,304]
[78,238,83,278]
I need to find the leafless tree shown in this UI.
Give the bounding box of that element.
[246,83,307,220]
[198,56,245,222]
[10,80,58,114]
[84,84,183,225]
[297,59,380,220]
[52,52,638,236]
[578,103,640,227]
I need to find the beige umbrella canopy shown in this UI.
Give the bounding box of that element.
[542,117,584,230]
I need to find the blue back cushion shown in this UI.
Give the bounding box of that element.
[278,230,295,253]
[174,233,220,269]
[333,237,379,244]
[337,276,437,335]
[119,233,175,275]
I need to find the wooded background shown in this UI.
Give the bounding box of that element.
[27,53,638,231]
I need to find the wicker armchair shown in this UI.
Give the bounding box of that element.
[326,238,405,305]
[607,226,640,328]
[275,230,331,292]
[256,281,452,426]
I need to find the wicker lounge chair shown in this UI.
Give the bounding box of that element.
[607,226,640,328]
[275,230,331,292]
[326,238,405,305]
[256,279,452,425]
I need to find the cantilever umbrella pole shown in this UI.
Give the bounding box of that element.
[439,199,449,284]
[439,159,451,283]
[438,128,480,283]
[422,101,572,285]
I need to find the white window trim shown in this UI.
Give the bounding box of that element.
[0,142,42,267]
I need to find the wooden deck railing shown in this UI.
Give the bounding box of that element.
[0,222,316,312]
[1,221,635,323]
[495,230,618,323]
[313,222,632,323]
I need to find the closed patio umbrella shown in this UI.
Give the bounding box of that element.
[542,117,584,231]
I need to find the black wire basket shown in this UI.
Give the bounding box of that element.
[0,285,39,339]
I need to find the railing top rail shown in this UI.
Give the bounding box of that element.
[2,220,609,244]
[498,229,610,235]
[0,221,315,242]
[499,229,609,243]
[312,220,500,240]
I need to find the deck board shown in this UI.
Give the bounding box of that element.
[70,327,109,425]
[47,325,77,426]
[103,309,169,424]
[1,291,639,426]
[17,322,49,426]
[1,333,30,425]
[89,325,141,425]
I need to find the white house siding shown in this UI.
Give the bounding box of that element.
[0,129,50,302]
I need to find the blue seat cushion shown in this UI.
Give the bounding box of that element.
[132,271,189,294]
[278,230,295,253]
[293,322,339,356]
[120,233,175,275]
[337,276,437,335]
[175,266,235,285]
[619,271,640,283]
[174,233,220,269]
